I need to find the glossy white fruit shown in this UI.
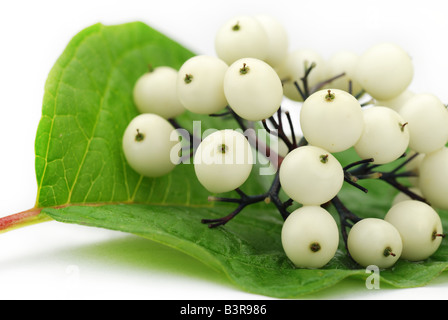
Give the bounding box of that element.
[276,133,303,157]
[122,113,180,177]
[404,151,425,187]
[419,147,448,210]
[133,66,185,119]
[215,15,269,65]
[276,49,327,101]
[325,50,362,94]
[194,129,253,194]
[224,58,283,121]
[281,206,339,269]
[300,89,364,153]
[385,200,443,261]
[347,218,402,269]
[355,42,413,101]
[254,14,289,68]
[279,145,344,205]
[177,55,229,115]
[375,90,414,113]
[354,106,409,164]
[391,187,424,206]
[398,93,448,154]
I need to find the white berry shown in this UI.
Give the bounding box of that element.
[355,42,414,101]
[276,133,303,157]
[300,89,364,153]
[347,218,402,269]
[281,206,339,269]
[223,58,283,121]
[354,106,409,164]
[325,50,362,94]
[391,187,423,206]
[254,14,289,68]
[122,113,180,177]
[385,200,444,261]
[419,147,448,210]
[194,129,253,194]
[279,145,344,205]
[177,55,229,115]
[403,150,425,187]
[375,90,415,113]
[398,93,448,154]
[133,66,185,119]
[215,15,269,65]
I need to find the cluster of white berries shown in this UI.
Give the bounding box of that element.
[121,14,448,270]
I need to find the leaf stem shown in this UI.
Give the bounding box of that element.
[0,207,52,234]
[0,202,132,234]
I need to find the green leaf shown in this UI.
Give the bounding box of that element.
[34,21,448,298]
[35,21,266,208]
[42,195,448,298]
[35,21,197,207]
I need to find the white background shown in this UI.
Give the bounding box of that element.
[1,0,448,300]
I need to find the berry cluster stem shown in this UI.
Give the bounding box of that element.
[198,63,426,244]
[200,67,358,227]
[203,171,292,228]
[330,195,362,253]
[346,152,428,203]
